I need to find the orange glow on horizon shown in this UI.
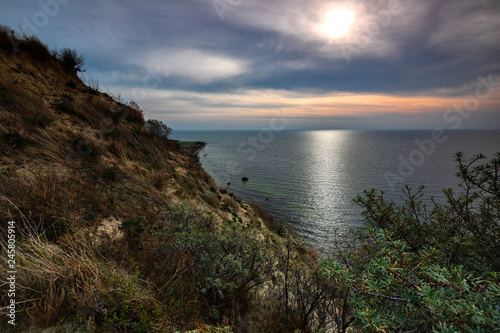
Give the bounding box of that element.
[206,91,500,119]
[121,86,500,127]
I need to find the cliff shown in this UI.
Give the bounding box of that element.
[0,26,305,333]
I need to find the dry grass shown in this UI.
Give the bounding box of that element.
[0,24,16,51]
[249,203,285,235]
[0,167,104,240]
[75,96,112,127]
[200,191,220,208]
[124,105,145,127]
[147,169,171,191]
[0,225,159,330]
[18,35,52,63]
[224,195,240,213]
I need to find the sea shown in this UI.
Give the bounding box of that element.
[172,130,500,247]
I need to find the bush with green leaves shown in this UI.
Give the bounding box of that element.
[137,203,274,325]
[321,152,500,332]
[135,203,352,331]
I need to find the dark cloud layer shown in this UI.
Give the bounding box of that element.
[1,0,499,129]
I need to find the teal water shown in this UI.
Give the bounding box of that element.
[172,130,500,246]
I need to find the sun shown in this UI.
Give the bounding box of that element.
[322,9,354,38]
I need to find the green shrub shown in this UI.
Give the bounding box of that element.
[321,152,500,332]
[139,203,274,325]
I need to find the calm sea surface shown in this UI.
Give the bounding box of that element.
[172,130,500,246]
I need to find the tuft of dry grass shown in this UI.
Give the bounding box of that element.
[249,203,285,235]
[0,24,16,51]
[0,223,160,330]
[0,167,105,240]
[200,191,220,208]
[125,105,145,127]
[147,169,170,191]
[18,34,53,62]
[223,195,240,213]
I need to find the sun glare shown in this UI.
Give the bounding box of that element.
[322,9,354,38]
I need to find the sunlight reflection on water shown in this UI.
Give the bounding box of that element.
[173,130,500,247]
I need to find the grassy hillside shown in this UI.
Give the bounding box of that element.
[0,26,344,332]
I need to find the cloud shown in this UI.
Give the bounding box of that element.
[106,85,500,130]
[1,0,499,129]
[428,1,500,56]
[129,48,248,83]
[219,0,424,60]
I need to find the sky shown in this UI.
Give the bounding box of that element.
[1,0,500,130]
